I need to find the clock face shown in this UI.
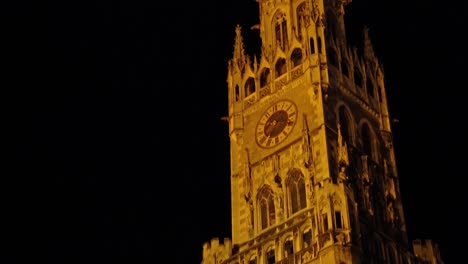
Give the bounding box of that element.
[255,100,298,148]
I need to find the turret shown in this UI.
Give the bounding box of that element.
[201,237,233,264]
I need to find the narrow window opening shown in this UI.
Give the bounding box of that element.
[287,169,307,216]
[259,187,276,230]
[322,213,329,231]
[284,239,294,257]
[275,14,288,51]
[302,229,312,248]
[260,200,268,229]
[245,77,256,97]
[317,37,322,53]
[291,48,303,67]
[309,37,316,54]
[268,198,276,226]
[260,68,271,88]
[266,248,275,264]
[335,211,343,229]
[296,3,306,41]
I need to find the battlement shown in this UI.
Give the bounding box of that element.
[201,237,233,264]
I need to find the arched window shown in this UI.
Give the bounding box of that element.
[258,186,276,230]
[286,169,307,215]
[275,58,287,77]
[302,228,312,248]
[296,3,307,41]
[266,247,275,264]
[284,237,294,258]
[235,84,240,102]
[334,211,343,229]
[275,13,288,51]
[260,68,271,88]
[245,77,256,97]
[291,48,303,67]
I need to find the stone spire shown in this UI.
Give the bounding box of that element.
[232,24,248,71]
[362,26,376,62]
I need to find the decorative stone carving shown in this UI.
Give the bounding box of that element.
[331,192,342,206]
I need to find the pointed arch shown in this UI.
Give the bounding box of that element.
[286,168,307,216]
[273,11,288,51]
[260,67,271,88]
[266,245,276,264]
[337,104,355,147]
[309,37,316,54]
[283,235,294,258]
[290,47,303,67]
[275,57,287,77]
[296,2,309,41]
[301,226,312,248]
[245,77,256,97]
[258,185,276,230]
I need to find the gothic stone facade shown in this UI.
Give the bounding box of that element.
[202,1,443,264]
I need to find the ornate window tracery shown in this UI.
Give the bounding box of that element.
[286,169,307,215]
[296,2,309,41]
[258,186,276,230]
[275,12,288,51]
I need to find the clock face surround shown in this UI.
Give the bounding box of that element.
[255,100,298,148]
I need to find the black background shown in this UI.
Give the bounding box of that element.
[4,0,466,263]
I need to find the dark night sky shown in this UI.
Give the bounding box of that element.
[4,0,466,263]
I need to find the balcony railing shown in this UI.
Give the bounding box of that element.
[275,75,288,91]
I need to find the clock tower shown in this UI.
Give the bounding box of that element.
[202,0,444,263]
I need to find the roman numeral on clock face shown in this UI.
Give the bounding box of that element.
[255,100,298,148]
